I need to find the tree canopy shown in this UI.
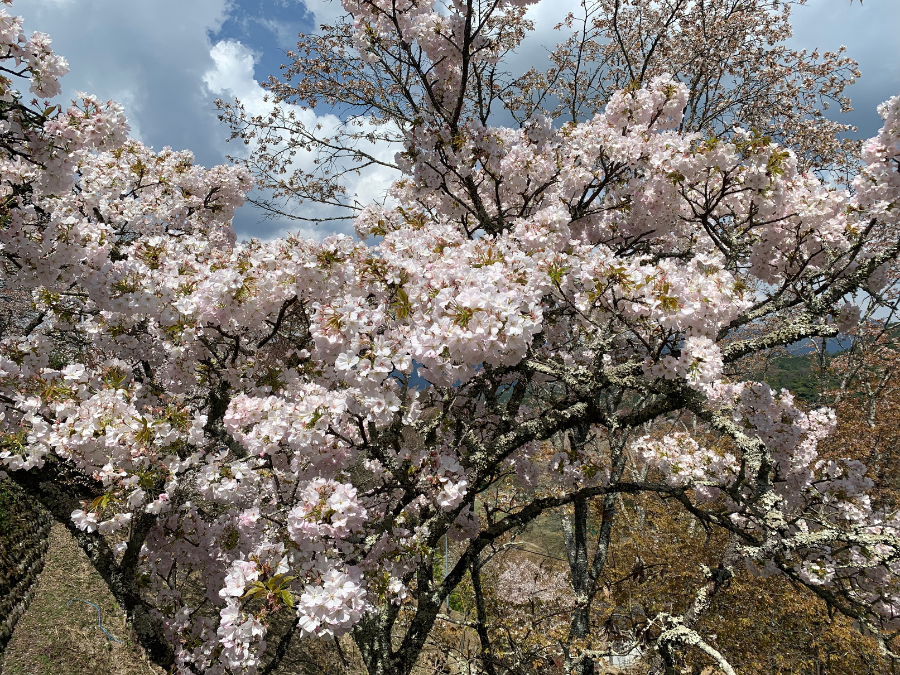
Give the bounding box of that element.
[1,0,900,673]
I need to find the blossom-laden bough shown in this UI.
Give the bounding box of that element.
[1,0,900,672]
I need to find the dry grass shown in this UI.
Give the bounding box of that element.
[0,523,163,675]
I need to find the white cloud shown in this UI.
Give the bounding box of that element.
[204,38,401,240]
[204,39,264,107]
[15,0,232,164]
[296,0,347,29]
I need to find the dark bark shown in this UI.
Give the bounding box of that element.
[562,496,597,675]
[350,478,651,675]
[471,555,498,675]
[561,429,626,675]
[260,616,301,675]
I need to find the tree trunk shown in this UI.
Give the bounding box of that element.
[471,556,498,675]
[560,428,624,675]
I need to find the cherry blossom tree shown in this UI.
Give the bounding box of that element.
[1,0,900,674]
[218,0,861,224]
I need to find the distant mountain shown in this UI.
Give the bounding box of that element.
[758,355,834,403]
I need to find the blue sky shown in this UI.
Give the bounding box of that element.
[13,0,900,241]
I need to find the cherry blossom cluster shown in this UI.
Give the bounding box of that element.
[287,478,368,547]
[498,557,571,605]
[853,93,900,217]
[641,336,724,387]
[635,433,739,501]
[0,3,68,100]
